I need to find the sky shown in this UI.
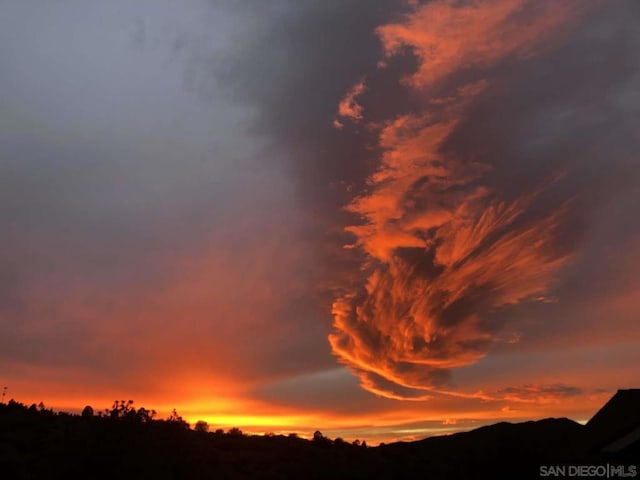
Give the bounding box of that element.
[1,0,639,444]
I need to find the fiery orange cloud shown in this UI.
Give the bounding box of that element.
[376,0,591,89]
[330,0,597,401]
[335,78,366,127]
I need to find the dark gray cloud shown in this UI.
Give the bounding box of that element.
[0,0,372,390]
[207,0,412,198]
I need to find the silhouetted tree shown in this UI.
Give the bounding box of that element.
[81,405,94,417]
[194,420,209,433]
[313,430,334,448]
[109,399,136,419]
[168,408,189,428]
[36,401,53,415]
[135,406,155,423]
[228,427,243,437]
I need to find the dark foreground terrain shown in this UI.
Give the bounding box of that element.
[1,396,637,479]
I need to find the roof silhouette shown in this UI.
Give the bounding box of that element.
[585,389,640,452]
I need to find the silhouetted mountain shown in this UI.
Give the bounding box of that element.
[1,392,638,479]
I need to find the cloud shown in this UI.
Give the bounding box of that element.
[497,384,583,403]
[335,79,366,126]
[0,0,335,399]
[376,0,591,89]
[329,0,639,401]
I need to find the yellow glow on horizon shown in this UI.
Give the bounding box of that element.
[187,414,317,429]
[4,373,611,445]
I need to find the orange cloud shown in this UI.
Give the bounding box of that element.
[335,78,366,126]
[330,0,591,401]
[376,0,590,89]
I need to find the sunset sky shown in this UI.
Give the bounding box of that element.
[1,0,639,444]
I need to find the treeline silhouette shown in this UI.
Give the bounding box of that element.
[0,399,372,479]
[0,398,636,479]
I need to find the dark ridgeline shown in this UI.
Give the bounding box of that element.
[0,391,638,479]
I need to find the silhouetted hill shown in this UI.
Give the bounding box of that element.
[377,418,587,479]
[0,397,637,479]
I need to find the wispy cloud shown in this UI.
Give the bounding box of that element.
[376,0,589,88]
[335,78,366,127]
[329,0,613,401]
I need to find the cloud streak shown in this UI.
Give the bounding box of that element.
[376,0,589,89]
[329,0,614,400]
[335,79,366,128]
